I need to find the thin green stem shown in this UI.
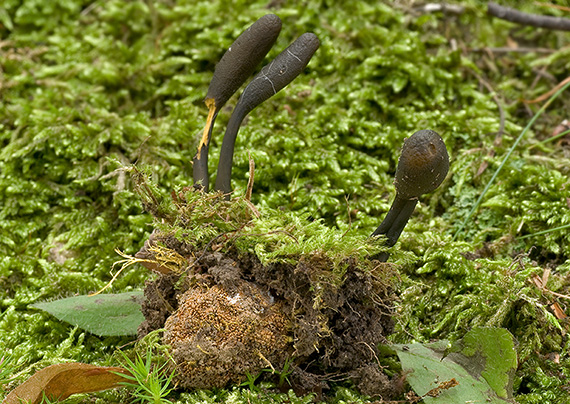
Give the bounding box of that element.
[529,128,570,149]
[453,80,570,241]
[518,223,570,239]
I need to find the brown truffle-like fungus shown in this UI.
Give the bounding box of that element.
[163,281,291,389]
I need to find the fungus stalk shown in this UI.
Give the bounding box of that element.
[214,33,320,197]
[193,14,282,191]
[372,129,449,261]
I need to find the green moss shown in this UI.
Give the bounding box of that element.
[132,169,388,266]
[2,0,570,402]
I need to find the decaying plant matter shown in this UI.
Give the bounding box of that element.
[134,14,448,397]
[135,192,397,395]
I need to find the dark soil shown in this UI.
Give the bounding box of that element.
[137,229,398,397]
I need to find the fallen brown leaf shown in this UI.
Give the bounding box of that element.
[531,272,570,300]
[552,119,570,137]
[551,302,568,320]
[3,362,130,404]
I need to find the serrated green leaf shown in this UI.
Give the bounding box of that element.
[31,292,144,336]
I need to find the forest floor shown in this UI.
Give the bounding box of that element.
[1,1,570,403]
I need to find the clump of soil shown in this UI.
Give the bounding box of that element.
[134,189,397,397]
[163,281,290,389]
[138,241,395,396]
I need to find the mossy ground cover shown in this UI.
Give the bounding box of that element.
[1,0,569,403]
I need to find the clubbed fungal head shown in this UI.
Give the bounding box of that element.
[394,129,449,199]
[205,14,282,110]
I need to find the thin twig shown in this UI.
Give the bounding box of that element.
[530,66,557,90]
[413,3,465,15]
[488,2,570,31]
[535,2,570,13]
[245,151,255,202]
[524,76,570,104]
[531,272,570,300]
[468,46,555,54]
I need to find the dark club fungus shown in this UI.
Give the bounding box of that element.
[193,14,282,191]
[372,129,449,261]
[214,32,320,196]
[192,14,319,196]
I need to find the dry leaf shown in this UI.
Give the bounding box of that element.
[552,119,570,137]
[506,37,518,49]
[424,378,459,398]
[3,362,130,404]
[545,352,561,364]
[551,302,568,320]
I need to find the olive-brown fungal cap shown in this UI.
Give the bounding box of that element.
[205,14,282,109]
[394,129,449,199]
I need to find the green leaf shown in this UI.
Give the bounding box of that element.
[31,292,145,336]
[0,6,13,31]
[392,327,517,403]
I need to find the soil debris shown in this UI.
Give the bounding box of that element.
[137,219,397,396]
[163,281,290,389]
